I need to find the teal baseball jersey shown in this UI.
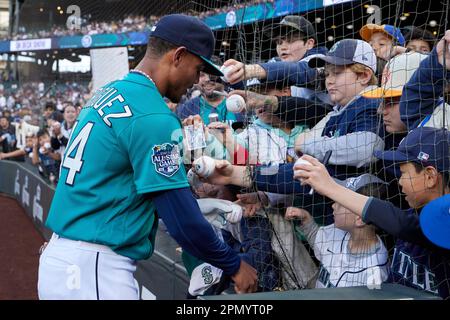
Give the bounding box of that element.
[45,72,189,260]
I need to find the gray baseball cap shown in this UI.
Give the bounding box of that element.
[264,15,317,43]
[308,39,377,73]
[334,174,388,192]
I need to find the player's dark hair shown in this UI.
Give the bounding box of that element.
[147,36,178,57]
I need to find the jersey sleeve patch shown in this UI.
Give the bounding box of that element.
[151,143,181,177]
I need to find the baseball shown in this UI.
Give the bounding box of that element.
[293,158,312,175]
[226,94,246,113]
[187,169,202,189]
[220,65,234,83]
[193,156,216,178]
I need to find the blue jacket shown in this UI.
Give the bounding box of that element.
[259,46,329,88]
[400,48,450,130]
[363,197,450,299]
[302,93,384,176]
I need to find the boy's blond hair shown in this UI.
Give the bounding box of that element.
[349,63,378,86]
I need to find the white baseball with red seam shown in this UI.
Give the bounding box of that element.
[226,94,246,113]
[220,65,234,83]
[293,158,312,175]
[193,156,216,178]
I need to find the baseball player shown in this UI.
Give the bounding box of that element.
[38,14,257,300]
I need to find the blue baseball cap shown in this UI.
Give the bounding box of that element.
[150,14,223,76]
[420,194,450,250]
[374,127,450,172]
[308,39,377,73]
[360,24,406,46]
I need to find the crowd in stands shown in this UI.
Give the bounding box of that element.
[3,14,155,41]
[1,12,450,300]
[0,81,90,184]
[1,0,274,41]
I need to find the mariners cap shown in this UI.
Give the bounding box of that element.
[360,24,406,46]
[420,194,450,250]
[264,15,317,43]
[150,14,223,76]
[362,51,427,99]
[188,262,223,296]
[308,39,377,73]
[335,173,388,192]
[374,127,450,172]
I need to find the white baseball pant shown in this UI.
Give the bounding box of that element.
[38,233,139,300]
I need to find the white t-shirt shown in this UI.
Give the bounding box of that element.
[303,223,389,288]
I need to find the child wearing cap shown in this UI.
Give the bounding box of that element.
[362,51,427,134]
[294,126,450,298]
[360,23,406,62]
[296,39,383,176]
[285,174,389,288]
[221,15,330,104]
[360,52,427,211]
[399,30,450,131]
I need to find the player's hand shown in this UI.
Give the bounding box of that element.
[228,90,278,112]
[231,260,258,294]
[285,207,312,224]
[293,154,337,197]
[0,152,5,160]
[436,30,450,70]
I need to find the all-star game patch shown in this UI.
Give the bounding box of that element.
[151,143,181,177]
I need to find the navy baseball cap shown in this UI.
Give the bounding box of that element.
[420,194,450,250]
[374,127,450,172]
[150,14,223,76]
[308,39,377,73]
